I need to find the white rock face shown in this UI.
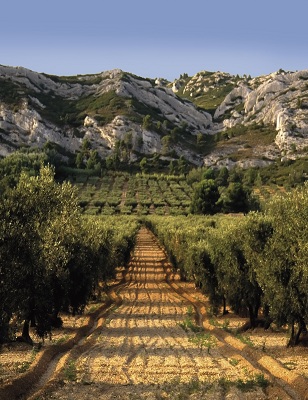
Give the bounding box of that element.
[0,65,307,166]
[0,102,80,155]
[210,70,308,156]
[0,65,97,98]
[116,75,213,134]
[0,65,212,161]
[214,85,251,120]
[80,115,162,158]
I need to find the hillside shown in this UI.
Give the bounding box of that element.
[172,69,308,167]
[0,65,307,168]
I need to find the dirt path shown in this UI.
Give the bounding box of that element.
[2,228,308,399]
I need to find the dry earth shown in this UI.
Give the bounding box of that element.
[0,227,307,400]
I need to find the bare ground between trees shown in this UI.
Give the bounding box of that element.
[0,227,308,400]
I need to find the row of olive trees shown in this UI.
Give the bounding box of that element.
[0,166,139,344]
[146,183,308,346]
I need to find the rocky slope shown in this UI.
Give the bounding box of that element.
[173,69,308,166]
[0,65,307,167]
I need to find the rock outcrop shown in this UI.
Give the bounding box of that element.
[212,70,308,155]
[0,65,307,167]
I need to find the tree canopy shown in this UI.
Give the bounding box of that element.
[0,165,139,343]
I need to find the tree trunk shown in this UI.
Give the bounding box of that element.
[254,299,261,319]
[263,304,270,318]
[262,304,272,329]
[294,324,303,346]
[20,319,33,345]
[222,297,228,315]
[287,320,296,347]
[0,313,11,343]
[248,304,257,329]
[288,318,307,346]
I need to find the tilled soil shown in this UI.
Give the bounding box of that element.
[1,228,308,400]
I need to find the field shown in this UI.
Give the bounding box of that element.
[0,228,307,400]
[70,171,287,216]
[74,173,193,216]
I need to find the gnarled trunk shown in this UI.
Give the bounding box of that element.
[20,319,33,345]
[248,304,257,329]
[0,313,11,343]
[288,318,307,347]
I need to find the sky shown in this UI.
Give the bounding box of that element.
[1,0,308,81]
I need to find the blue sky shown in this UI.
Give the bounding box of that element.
[1,0,307,80]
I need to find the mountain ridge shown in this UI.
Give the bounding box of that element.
[0,64,307,168]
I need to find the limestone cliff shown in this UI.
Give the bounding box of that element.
[0,65,307,167]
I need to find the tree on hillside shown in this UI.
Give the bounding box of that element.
[106,150,120,170]
[142,114,152,130]
[86,149,100,170]
[242,167,258,187]
[75,138,102,170]
[219,182,255,213]
[161,135,172,155]
[215,167,229,187]
[168,160,175,175]
[123,132,133,160]
[190,179,220,215]
[228,167,242,183]
[75,152,84,169]
[196,132,204,145]
[140,157,148,174]
[202,167,216,180]
[177,156,188,175]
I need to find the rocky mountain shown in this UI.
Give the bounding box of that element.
[172,69,308,167]
[0,65,307,168]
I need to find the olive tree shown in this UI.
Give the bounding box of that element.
[190,179,220,215]
[219,182,256,213]
[257,184,308,345]
[208,219,264,327]
[241,212,274,327]
[0,166,82,343]
[187,240,223,315]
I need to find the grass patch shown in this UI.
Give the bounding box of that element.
[283,361,298,370]
[215,123,277,148]
[15,347,39,373]
[179,306,217,354]
[236,373,269,391]
[16,361,31,374]
[236,334,254,347]
[209,318,232,332]
[159,373,268,398]
[63,360,77,381]
[52,335,69,345]
[178,306,202,333]
[228,358,240,367]
[188,332,217,354]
